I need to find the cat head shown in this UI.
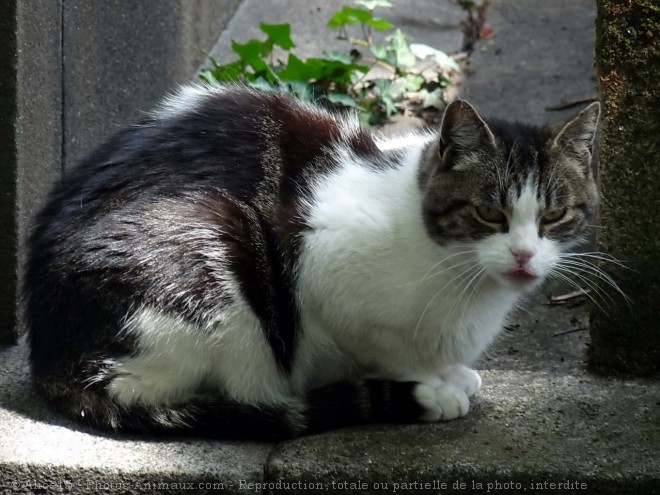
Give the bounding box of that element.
[419,99,600,290]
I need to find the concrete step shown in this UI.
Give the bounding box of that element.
[3,289,658,494]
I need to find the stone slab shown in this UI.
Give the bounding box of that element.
[267,289,660,494]
[0,342,273,495]
[462,0,597,124]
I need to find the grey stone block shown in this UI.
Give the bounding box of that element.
[62,0,242,168]
[0,0,19,344]
[7,0,241,343]
[12,0,65,342]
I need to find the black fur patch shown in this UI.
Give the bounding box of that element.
[24,86,392,437]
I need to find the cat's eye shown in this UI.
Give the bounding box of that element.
[475,205,506,224]
[541,208,567,224]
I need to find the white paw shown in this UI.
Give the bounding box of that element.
[439,365,482,398]
[413,378,470,422]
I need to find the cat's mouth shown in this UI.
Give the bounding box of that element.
[503,267,538,283]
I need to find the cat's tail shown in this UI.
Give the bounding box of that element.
[34,373,427,440]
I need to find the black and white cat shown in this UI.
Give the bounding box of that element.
[24,84,600,439]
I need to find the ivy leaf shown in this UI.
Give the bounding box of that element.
[387,80,407,101]
[365,17,393,31]
[327,8,358,28]
[324,51,356,64]
[286,81,315,102]
[388,29,416,69]
[355,0,393,9]
[249,76,276,91]
[419,88,445,109]
[260,23,295,50]
[373,79,397,116]
[279,54,327,81]
[231,39,269,72]
[201,61,244,83]
[327,7,391,31]
[403,73,425,91]
[199,70,221,86]
[369,43,388,61]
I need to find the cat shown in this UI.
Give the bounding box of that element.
[24,84,600,440]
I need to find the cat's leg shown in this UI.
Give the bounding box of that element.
[107,306,291,408]
[105,309,215,406]
[401,365,481,422]
[412,376,471,421]
[438,364,482,398]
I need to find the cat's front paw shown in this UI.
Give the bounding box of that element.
[413,378,470,422]
[439,364,482,398]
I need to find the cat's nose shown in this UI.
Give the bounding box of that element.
[510,248,535,266]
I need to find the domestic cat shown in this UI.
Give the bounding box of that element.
[24,84,600,439]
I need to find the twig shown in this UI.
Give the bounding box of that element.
[544,288,591,306]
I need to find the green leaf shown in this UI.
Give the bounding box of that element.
[370,43,388,61]
[286,81,315,102]
[231,39,269,72]
[324,51,356,64]
[326,92,360,108]
[383,95,397,116]
[359,110,374,127]
[259,23,295,50]
[199,69,221,86]
[327,8,355,29]
[355,0,393,9]
[388,29,416,69]
[249,76,276,91]
[403,73,425,91]
[327,6,391,30]
[278,54,327,81]
[364,17,393,31]
[387,80,407,100]
[279,54,367,84]
[204,60,244,82]
[419,88,445,109]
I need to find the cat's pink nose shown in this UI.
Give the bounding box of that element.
[510,248,535,266]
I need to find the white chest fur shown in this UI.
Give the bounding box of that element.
[296,142,520,384]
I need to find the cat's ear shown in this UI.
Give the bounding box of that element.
[552,101,600,160]
[438,99,496,160]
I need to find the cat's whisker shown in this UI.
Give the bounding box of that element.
[415,257,479,285]
[554,259,631,305]
[456,267,488,326]
[412,261,481,338]
[561,251,630,270]
[395,251,479,288]
[420,249,480,278]
[548,269,609,315]
[447,265,487,324]
[553,265,616,306]
[557,257,624,285]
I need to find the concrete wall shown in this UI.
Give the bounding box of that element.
[4,0,241,342]
[0,0,20,344]
[590,0,660,376]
